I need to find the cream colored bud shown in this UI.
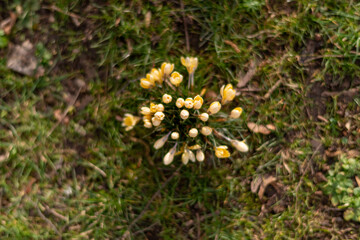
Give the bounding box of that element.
[188,149,195,162]
[140,107,151,115]
[230,107,243,119]
[156,104,165,112]
[161,62,174,76]
[176,98,185,108]
[193,95,203,110]
[162,94,172,104]
[196,150,205,162]
[181,150,189,165]
[153,132,171,149]
[198,113,209,122]
[144,121,152,128]
[189,128,198,138]
[200,126,212,136]
[171,132,179,140]
[163,143,177,165]
[208,101,221,115]
[152,117,161,127]
[154,112,165,121]
[180,110,189,120]
[184,98,194,109]
[231,140,249,152]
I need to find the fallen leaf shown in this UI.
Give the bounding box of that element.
[251,176,262,193]
[347,150,359,158]
[258,175,277,200]
[0,12,17,35]
[145,11,151,27]
[7,40,38,76]
[355,176,360,188]
[247,122,275,135]
[224,40,240,53]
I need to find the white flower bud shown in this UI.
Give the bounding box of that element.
[189,128,198,138]
[154,111,165,121]
[181,150,189,165]
[188,149,195,162]
[171,132,179,140]
[162,94,172,104]
[196,150,205,162]
[153,132,171,149]
[176,98,185,108]
[156,104,165,112]
[198,113,209,122]
[230,107,243,119]
[152,117,161,127]
[140,107,151,115]
[231,140,249,152]
[208,101,221,115]
[200,126,212,136]
[180,109,189,120]
[163,143,177,165]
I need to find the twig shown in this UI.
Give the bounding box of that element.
[180,0,190,51]
[263,79,282,99]
[133,222,160,236]
[42,5,83,26]
[303,51,360,63]
[44,204,69,222]
[121,165,183,239]
[196,212,201,239]
[37,206,60,234]
[85,161,107,177]
[237,60,257,88]
[184,210,220,227]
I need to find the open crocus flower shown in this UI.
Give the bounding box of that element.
[169,71,183,87]
[140,74,155,89]
[215,146,230,158]
[220,84,236,104]
[122,114,140,131]
[161,62,174,76]
[181,57,198,74]
[181,56,198,89]
[150,68,163,84]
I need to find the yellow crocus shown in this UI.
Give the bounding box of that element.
[150,103,157,113]
[161,62,174,76]
[220,84,236,104]
[150,68,163,84]
[193,95,203,110]
[214,146,230,158]
[122,114,140,131]
[140,73,155,89]
[230,107,243,119]
[169,71,183,87]
[208,101,221,115]
[180,57,198,74]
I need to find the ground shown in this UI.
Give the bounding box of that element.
[0,0,360,239]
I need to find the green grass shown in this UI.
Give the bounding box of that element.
[1,0,360,239]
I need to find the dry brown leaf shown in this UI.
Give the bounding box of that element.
[258,175,277,200]
[355,176,360,188]
[7,40,38,76]
[247,122,275,135]
[145,11,152,28]
[251,176,262,193]
[0,12,17,35]
[224,40,240,53]
[347,150,360,158]
[325,150,342,157]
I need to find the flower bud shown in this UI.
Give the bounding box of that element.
[231,140,249,152]
[152,117,161,127]
[176,98,185,108]
[163,143,177,165]
[189,128,198,138]
[154,112,165,121]
[230,107,243,119]
[169,71,183,87]
[162,94,172,104]
[198,113,209,122]
[171,132,179,140]
[140,78,154,89]
[140,107,151,115]
[184,98,194,109]
[153,132,171,149]
[200,126,212,136]
[193,95,203,110]
[180,110,189,120]
[181,150,189,165]
[150,68,163,84]
[196,150,205,162]
[150,103,157,113]
[156,104,165,112]
[208,101,221,115]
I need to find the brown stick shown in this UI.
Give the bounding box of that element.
[263,79,282,99]
[180,0,190,51]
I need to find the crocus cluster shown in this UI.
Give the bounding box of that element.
[122,57,249,165]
